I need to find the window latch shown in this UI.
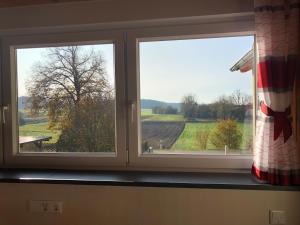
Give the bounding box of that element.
[129,101,136,123]
[1,105,9,124]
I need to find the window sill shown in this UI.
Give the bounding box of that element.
[0,169,299,191]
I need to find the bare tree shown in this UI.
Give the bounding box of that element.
[181,95,198,118]
[27,46,113,123]
[212,95,233,120]
[229,89,251,105]
[26,46,116,152]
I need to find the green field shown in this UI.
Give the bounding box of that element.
[19,110,252,152]
[19,122,61,144]
[141,109,252,151]
[172,122,252,151]
[141,109,185,121]
[141,109,153,115]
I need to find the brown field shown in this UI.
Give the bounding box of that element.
[141,121,185,150]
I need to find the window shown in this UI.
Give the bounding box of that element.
[139,37,254,155]
[17,44,116,154]
[127,22,255,169]
[0,19,255,170]
[1,31,127,167]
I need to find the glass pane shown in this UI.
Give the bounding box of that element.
[17,44,115,153]
[139,36,254,155]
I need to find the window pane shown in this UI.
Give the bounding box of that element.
[17,44,115,153]
[139,36,254,155]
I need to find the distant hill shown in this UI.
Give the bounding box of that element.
[141,99,181,110]
[18,96,30,110]
[18,97,181,111]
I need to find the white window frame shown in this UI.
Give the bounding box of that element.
[1,30,127,168]
[0,15,256,171]
[126,20,256,170]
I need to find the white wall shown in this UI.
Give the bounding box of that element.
[0,183,299,225]
[0,0,253,30]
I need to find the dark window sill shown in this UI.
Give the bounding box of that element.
[0,169,299,191]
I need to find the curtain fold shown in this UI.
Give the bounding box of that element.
[252,0,300,185]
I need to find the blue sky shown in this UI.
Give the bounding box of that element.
[17,44,114,97]
[17,35,253,104]
[140,35,253,103]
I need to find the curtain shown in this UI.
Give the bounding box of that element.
[252,0,300,185]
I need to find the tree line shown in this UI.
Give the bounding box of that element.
[181,90,252,122]
[152,90,252,122]
[152,105,178,114]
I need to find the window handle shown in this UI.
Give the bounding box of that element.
[2,105,9,124]
[129,101,136,123]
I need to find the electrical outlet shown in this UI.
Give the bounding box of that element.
[29,200,63,214]
[269,210,286,225]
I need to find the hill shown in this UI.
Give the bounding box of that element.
[18,97,181,111]
[141,99,181,110]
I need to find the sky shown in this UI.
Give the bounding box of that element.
[17,44,114,97]
[140,35,253,103]
[17,35,253,104]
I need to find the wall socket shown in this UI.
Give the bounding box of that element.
[29,200,63,214]
[269,210,286,225]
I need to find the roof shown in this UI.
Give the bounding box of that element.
[230,49,254,73]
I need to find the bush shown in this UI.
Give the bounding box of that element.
[197,130,210,150]
[210,119,242,150]
[18,112,26,126]
[56,97,115,152]
[165,106,178,114]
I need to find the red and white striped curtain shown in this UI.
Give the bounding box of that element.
[252,0,300,185]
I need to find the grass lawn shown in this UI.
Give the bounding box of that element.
[141,109,185,121]
[172,121,252,151]
[141,109,152,115]
[19,122,61,144]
